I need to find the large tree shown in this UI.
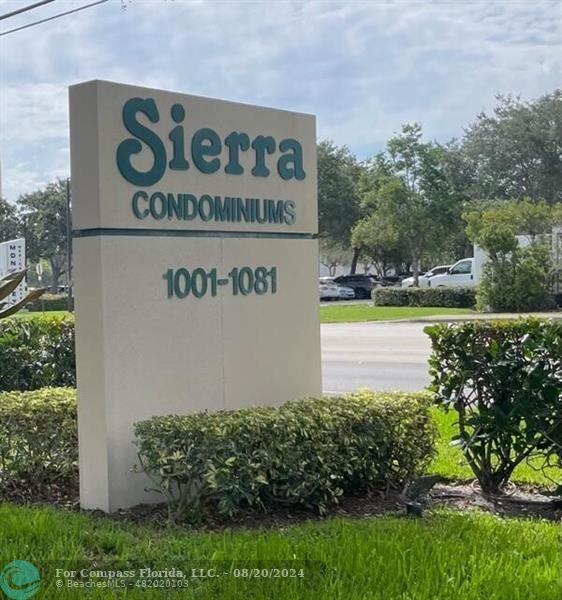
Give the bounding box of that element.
[317,141,364,272]
[462,91,562,204]
[353,124,464,284]
[17,180,69,292]
[0,197,20,242]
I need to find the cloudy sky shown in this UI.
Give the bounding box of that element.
[0,0,560,202]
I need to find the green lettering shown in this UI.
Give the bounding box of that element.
[168,103,189,171]
[224,132,250,175]
[149,192,167,220]
[182,194,197,220]
[131,191,149,219]
[277,138,305,180]
[116,97,166,186]
[266,199,285,224]
[214,196,233,221]
[198,194,214,221]
[167,193,182,219]
[251,135,276,177]
[284,199,296,225]
[192,128,221,174]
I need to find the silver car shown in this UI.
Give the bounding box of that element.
[401,265,451,288]
[319,277,355,301]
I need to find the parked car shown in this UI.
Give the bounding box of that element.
[428,259,475,288]
[319,278,355,301]
[332,274,382,299]
[379,275,404,287]
[401,265,451,288]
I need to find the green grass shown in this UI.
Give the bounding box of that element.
[0,503,559,600]
[320,304,473,323]
[11,310,71,320]
[0,404,560,599]
[431,408,561,486]
[12,306,473,325]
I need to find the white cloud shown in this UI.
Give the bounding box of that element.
[0,83,68,142]
[0,0,560,200]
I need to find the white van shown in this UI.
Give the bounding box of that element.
[429,228,562,290]
[427,258,476,288]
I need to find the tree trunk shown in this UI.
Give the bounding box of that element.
[350,247,361,274]
[49,258,64,293]
[412,255,421,287]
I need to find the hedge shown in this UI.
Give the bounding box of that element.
[0,317,76,391]
[135,391,437,521]
[26,294,69,312]
[0,388,436,515]
[373,286,476,308]
[426,318,562,494]
[0,388,77,495]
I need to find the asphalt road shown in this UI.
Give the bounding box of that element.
[321,321,432,393]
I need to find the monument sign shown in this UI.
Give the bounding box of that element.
[69,80,321,511]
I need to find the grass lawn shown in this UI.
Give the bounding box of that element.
[431,408,561,486]
[11,310,72,320]
[320,304,473,323]
[1,408,560,600]
[0,503,559,600]
[14,307,473,325]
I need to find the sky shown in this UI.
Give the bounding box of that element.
[0,0,560,202]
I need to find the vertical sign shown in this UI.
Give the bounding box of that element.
[69,80,321,511]
[0,238,26,303]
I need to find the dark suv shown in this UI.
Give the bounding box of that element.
[333,274,381,299]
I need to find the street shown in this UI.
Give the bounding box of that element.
[322,321,432,393]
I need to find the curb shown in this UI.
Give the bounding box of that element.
[383,313,562,324]
[322,312,562,326]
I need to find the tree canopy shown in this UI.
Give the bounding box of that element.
[317,141,364,272]
[352,124,465,283]
[462,91,562,204]
[17,180,68,291]
[0,197,20,242]
[318,90,561,281]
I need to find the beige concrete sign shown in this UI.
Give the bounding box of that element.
[69,80,321,512]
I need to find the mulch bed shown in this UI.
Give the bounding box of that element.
[428,481,562,521]
[2,478,561,529]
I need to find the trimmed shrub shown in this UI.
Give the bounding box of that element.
[373,286,476,308]
[134,391,437,521]
[26,294,69,312]
[477,243,556,312]
[0,317,76,391]
[0,388,77,494]
[425,319,562,495]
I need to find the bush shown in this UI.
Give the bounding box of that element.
[425,319,562,495]
[0,318,76,391]
[26,294,69,312]
[373,286,476,308]
[134,391,437,521]
[0,388,77,495]
[477,243,555,312]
